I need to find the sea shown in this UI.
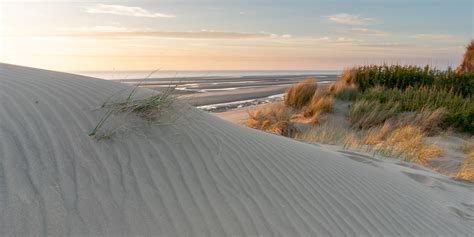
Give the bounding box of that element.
[74,70,341,80]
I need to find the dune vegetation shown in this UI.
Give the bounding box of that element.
[284,78,319,108]
[246,40,474,180]
[456,40,474,73]
[247,102,295,136]
[89,85,175,139]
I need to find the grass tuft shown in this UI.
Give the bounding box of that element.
[247,102,295,136]
[347,99,400,129]
[284,79,318,108]
[457,137,474,180]
[329,69,359,101]
[90,84,175,140]
[303,91,334,118]
[294,123,348,145]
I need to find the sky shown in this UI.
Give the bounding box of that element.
[1,0,473,72]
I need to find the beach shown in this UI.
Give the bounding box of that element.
[112,74,337,108]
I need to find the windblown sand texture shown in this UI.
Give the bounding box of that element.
[0,63,473,236]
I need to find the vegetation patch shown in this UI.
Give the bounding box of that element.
[347,64,474,97]
[89,85,175,139]
[247,41,474,180]
[457,138,474,180]
[456,40,474,73]
[345,71,474,134]
[247,102,295,136]
[284,79,319,108]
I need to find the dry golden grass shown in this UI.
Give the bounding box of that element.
[340,68,357,85]
[303,91,334,117]
[459,137,474,154]
[362,123,391,145]
[348,99,400,129]
[342,132,361,148]
[284,79,318,108]
[386,126,423,159]
[374,125,442,164]
[283,80,335,125]
[457,152,474,180]
[294,123,348,145]
[354,111,445,163]
[457,138,474,180]
[329,68,359,101]
[456,40,474,73]
[385,108,447,136]
[247,102,295,136]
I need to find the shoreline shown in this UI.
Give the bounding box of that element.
[117,74,337,108]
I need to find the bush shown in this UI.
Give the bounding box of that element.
[284,79,318,108]
[356,86,474,133]
[345,65,474,97]
[247,103,295,136]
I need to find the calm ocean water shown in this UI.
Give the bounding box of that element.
[74,70,341,80]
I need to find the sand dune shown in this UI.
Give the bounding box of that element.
[0,63,473,236]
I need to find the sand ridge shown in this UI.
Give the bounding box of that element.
[0,63,472,236]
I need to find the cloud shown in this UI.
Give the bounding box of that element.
[412,34,457,41]
[335,27,388,36]
[85,4,175,18]
[55,29,288,39]
[79,26,129,32]
[359,42,414,49]
[326,13,376,25]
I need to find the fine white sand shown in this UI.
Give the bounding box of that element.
[0,63,473,236]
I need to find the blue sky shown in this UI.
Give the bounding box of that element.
[1,0,473,71]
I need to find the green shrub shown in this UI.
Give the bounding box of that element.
[334,86,359,101]
[347,65,474,97]
[356,86,474,134]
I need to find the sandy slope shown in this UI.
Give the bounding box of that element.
[0,63,473,237]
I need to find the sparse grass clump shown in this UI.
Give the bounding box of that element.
[457,137,474,180]
[347,99,400,129]
[294,123,348,145]
[382,125,442,164]
[303,91,334,117]
[247,102,295,136]
[284,79,318,108]
[386,108,447,136]
[459,137,474,154]
[89,86,175,139]
[457,153,474,181]
[361,123,391,145]
[282,79,336,125]
[329,69,359,101]
[333,85,359,101]
[120,87,175,120]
